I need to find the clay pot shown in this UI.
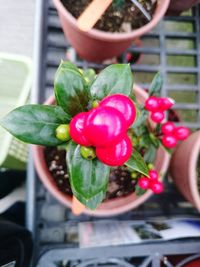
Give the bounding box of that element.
[167,0,200,15]
[32,84,170,217]
[53,0,170,62]
[170,131,200,211]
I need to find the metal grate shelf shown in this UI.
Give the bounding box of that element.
[28,0,200,266]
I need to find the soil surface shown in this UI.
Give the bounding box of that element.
[44,147,137,201]
[61,0,156,33]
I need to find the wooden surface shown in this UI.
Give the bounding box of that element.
[0,0,35,58]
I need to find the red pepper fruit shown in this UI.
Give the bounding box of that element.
[138,177,150,190]
[100,94,136,128]
[173,126,190,140]
[149,170,159,180]
[158,97,174,111]
[69,112,91,146]
[161,122,176,135]
[150,181,164,194]
[162,135,177,148]
[151,111,165,123]
[145,96,160,112]
[84,106,126,147]
[96,135,132,166]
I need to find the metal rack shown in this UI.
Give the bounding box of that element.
[27,0,200,266]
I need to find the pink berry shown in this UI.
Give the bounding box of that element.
[145,96,160,112]
[150,181,164,194]
[149,170,159,180]
[162,135,177,148]
[96,136,132,166]
[100,94,136,128]
[69,112,91,146]
[84,106,126,147]
[138,177,150,190]
[161,122,176,135]
[151,111,165,123]
[173,126,190,140]
[158,97,174,111]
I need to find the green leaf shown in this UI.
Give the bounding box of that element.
[73,189,106,210]
[140,133,152,148]
[83,68,96,85]
[149,133,160,148]
[0,105,70,146]
[132,109,148,129]
[129,90,136,102]
[54,61,90,118]
[67,142,110,209]
[135,185,146,196]
[125,150,149,177]
[149,72,163,96]
[143,145,157,163]
[59,60,82,73]
[90,64,133,100]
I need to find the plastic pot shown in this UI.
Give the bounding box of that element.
[32,84,170,217]
[167,0,200,15]
[170,130,200,211]
[53,0,170,62]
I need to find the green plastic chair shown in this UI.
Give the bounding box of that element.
[0,53,32,170]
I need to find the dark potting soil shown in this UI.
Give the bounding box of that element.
[61,0,156,33]
[44,147,137,201]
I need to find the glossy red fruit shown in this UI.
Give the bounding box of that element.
[158,97,174,111]
[149,170,159,180]
[138,177,150,190]
[161,121,176,135]
[69,112,91,146]
[151,111,165,123]
[84,106,126,147]
[150,181,164,194]
[96,136,132,166]
[162,135,177,148]
[100,94,136,128]
[173,126,190,140]
[145,96,160,112]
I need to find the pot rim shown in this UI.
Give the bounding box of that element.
[32,84,170,216]
[53,0,170,42]
[188,131,200,210]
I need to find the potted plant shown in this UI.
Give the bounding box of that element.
[0,62,190,216]
[167,0,200,15]
[53,0,170,62]
[170,130,200,211]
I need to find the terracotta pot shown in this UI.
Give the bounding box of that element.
[53,0,170,62]
[167,0,200,15]
[170,131,200,211]
[32,84,170,217]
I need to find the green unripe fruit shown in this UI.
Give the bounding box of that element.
[56,124,71,142]
[148,163,154,170]
[92,100,100,108]
[87,69,96,76]
[131,172,138,179]
[80,146,96,160]
[131,136,139,147]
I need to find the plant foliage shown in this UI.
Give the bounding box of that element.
[0,61,165,209]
